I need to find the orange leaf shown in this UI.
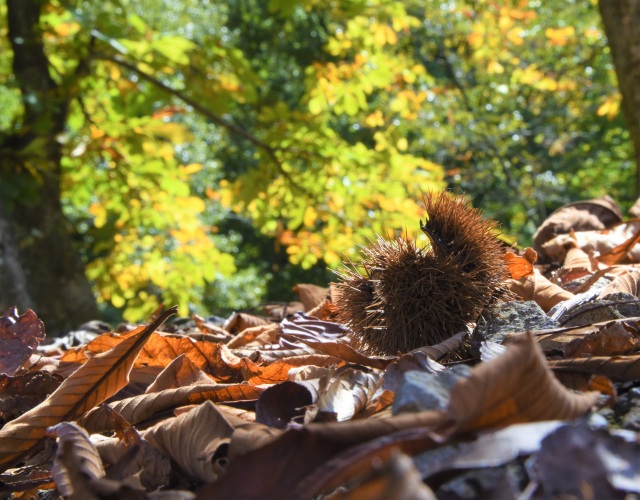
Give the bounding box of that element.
[505,248,536,279]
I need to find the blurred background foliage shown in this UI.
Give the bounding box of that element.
[0,0,633,323]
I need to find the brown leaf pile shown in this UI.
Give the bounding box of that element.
[4,200,640,498]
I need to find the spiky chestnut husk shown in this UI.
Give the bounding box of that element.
[333,192,510,356]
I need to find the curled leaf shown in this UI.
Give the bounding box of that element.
[144,401,234,482]
[48,422,104,497]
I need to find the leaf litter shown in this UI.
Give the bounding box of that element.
[3,198,640,498]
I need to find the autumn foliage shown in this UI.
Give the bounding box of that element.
[2,196,640,497]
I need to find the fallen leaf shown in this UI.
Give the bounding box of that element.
[146,354,214,393]
[599,222,640,264]
[549,354,640,381]
[0,372,61,425]
[280,314,394,369]
[506,270,575,312]
[0,307,45,376]
[225,323,280,349]
[315,367,382,421]
[564,321,640,357]
[533,197,622,260]
[144,401,235,482]
[0,307,177,470]
[255,381,313,428]
[597,269,640,298]
[242,354,341,385]
[328,451,436,499]
[223,313,270,334]
[48,422,105,497]
[450,332,600,432]
[293,284,329,312]
[80,383,262,433]
[533,421,640,496]
[504,248,536,279]
[408,331,468,360]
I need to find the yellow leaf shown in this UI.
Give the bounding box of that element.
[545,26,575,46]
[89,203,107,228]
[303,206,317,228]
[597,95,620,120]
[487,60,504,74]
[180,163,203,175]
[176,196,206,213]
[507,27,524,45]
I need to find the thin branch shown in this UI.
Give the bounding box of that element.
[97,53,270,149]
[92,53,303,182]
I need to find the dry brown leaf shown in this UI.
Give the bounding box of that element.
[0,372,61,424]
[143,401,234,482]
[223,312,270,334]
[532,196,622,260]
[225,323,280,349]
[48,422,105,497]
[557,246,594,283]
[297,427,445,498]
[506,270,575,312]
[80,383,263,434]
[234,345,321,364]
[0,307,177,470]
[200,331,599,499]
[281,335,394,369]
[408,331,467,360]
[327,451,436,500]
[306,298,332,320]
[563,246,593,270]
[597,269,640,298]
[549,355,640,382]
[0,307,45,376]
[90,433,172,491]
[293,284,329,312]
[564,321,640,357]
[450,332,600,432]
[141,338,246,383]
[255,381,314,428]
[0,467,55,494]
[199,413,448,500]
[598,220,640,264]
[263,302,306,320]
[191,314,231,338]
[227,422,283,459]
[146,354,213,393]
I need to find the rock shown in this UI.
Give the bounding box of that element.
[472,301,559,356]
[392,365,472,415]
[558,293,640,327]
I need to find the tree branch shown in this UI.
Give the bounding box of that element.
[92,52,317,197]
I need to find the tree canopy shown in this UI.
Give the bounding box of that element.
[0,0,633,329]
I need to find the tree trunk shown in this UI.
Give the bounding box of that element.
[1,0,98,335]
[599,1,640,196]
